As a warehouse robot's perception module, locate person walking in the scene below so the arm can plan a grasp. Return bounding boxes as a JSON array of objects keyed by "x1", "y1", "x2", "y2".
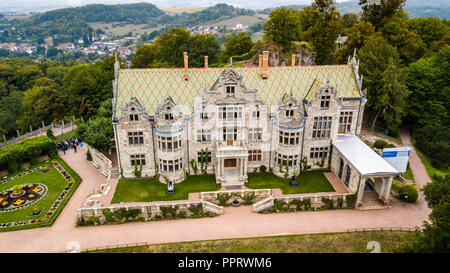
[{"x1": 80, "y1": 141, "x2": 83, "y2": 150}]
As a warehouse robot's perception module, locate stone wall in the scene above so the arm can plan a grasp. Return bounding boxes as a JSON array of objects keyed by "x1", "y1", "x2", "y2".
[{"x1": 88, "y1": 145, "x2": 113, "y2": 178}]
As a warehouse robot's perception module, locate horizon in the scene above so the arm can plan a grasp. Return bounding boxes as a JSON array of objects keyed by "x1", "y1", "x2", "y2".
[{"x1": 0, "y1": 0, "x2": 354, "y2": 13}]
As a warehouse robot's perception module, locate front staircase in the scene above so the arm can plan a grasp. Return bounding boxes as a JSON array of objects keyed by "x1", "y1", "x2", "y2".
[{"x1": 359, "y1": 190, "x2": 386, "y2": 210}]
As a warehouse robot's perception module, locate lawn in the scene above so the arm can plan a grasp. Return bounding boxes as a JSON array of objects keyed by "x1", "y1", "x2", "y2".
[
  {"x1": 246, "y1": 170, "x2": 335, "y2": 194},
  {"x1": 85, "y1": 230, "x2": 414, "y2": 253},
  {"x1": 111, "y1": 175, "x2": 221, "y2": 203},
  {"x1": 0, "y1": 157, "x2": 82, "y2": 232}
]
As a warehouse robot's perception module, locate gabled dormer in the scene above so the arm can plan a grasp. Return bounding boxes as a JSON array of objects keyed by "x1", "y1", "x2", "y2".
[
  {"x1": 275, "y1": 93, "x2": 305, "y2": 129},
  {"x1": 118, "y1": 97, "x2": 148, "y2": 123},
  {"x1": 155, "y1": 95, "x2": 183, "y2": 124}
]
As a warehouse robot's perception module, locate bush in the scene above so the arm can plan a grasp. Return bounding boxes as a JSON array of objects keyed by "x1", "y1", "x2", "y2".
[
  {"x1": 46, "y1": 128, "x2": 55, "y2": 140},
  {"x1": 385, "y1": 143, "x2": 396, "y2": 148},
  {"x1": 321, "y1": 197, "x2": 334, "y2": 209},
  {"x1": 374, "y1": 139, "x2": 388, "y2": 149},
  {"x1": 217, "y1": 193, "x2": 232, "y2": 206},
  {"x1": 259, "y1": 165, "x2": 267, "y2": 172},
  {"x1": 346, "y1": 194, "x2": 357, "y2": 207},
  {"x1": 398, "y1": 185, "x2": 418, "y2": 203},
  {"x1": 0, "y1": 136, "x2": 57, "y2": 172},
  {"x1": 188, "y1": 203, "x2": 203, "y2": 217}
]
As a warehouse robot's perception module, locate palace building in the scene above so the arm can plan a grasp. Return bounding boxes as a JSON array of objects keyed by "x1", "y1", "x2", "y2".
[{"x1": 111, "y1": 51, "x2": 399, "y2": 207}]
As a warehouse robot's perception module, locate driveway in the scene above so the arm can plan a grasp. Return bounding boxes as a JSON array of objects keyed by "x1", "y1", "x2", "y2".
[{"x1": 0, "y1": 131, "x2": 432, "y2": 253}]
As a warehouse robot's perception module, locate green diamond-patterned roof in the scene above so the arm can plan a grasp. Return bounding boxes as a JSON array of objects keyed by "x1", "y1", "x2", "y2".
[{"x1": 115, "y1": 65, "x2": 360, "y2": 117}]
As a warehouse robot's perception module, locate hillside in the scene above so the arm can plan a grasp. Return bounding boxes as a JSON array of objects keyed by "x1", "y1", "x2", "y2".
[
  {"x1": 3, "y1": 3, "x2": 256, "y2": 44},
  {"x1": 259, "y1": 0, "x2": 449, "y2": 19}
]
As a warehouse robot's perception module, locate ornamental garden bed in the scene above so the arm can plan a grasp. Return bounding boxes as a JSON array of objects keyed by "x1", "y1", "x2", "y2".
[{"x1": 0, "y1": 157, "x2": 82, "y2": 232}]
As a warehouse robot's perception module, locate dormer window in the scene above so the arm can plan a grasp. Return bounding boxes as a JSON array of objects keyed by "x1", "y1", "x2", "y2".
[
  {"x1": 200, "y1": 112, "x2": 208, "y2": 120},
  {"x1": 129, "y1": 114, "x2": 139, "y2": 121},
  {"x1": 226, "y1": 86, "x2": 235, "y2": 95},
  {"x1": 165, "y1": 113, "x2": 173, "y2": 121},
  {"x1": 320, "y1": 95, "x2": 330, "y2": 109},
  {"x1": 285, "y1": 109, "x2": 294, "y2": 117}
]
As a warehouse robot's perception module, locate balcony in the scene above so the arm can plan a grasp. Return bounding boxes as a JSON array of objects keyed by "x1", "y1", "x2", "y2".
[{"x1": 216, "y1": 140, "x2": 248, "y2": 158}]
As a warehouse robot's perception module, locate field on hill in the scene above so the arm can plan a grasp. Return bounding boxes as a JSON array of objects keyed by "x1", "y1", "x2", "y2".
[
  {"x1": 202, "y1": 15, "x2": 266, "y2": 28},
  {"x1": 88, "y1": 22, "x2": 161, "y2": 36},
  {"x1": 160, "y1": 8, "x2": 205, "y2": 15}
]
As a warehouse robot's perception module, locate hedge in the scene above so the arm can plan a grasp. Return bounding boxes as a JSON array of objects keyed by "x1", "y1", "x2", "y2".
[
  {"x1": 398, "y1": 185, "x2": 418, "y2": 203},
  {"x1": 0, "y1": 136, "x2": 57, "y2": 173}
]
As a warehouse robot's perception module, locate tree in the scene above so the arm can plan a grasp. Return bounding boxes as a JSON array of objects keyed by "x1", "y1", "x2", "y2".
[
  {"x1": 19, "y1": 78, "x2": 67, "y2": 131},
  {"x1": 299, "y1": 0, "x2": 343, "y2": 64},
  {"x1": 381, "y1": 16, "x2": 426, "y2": 64},
  {"x1": 405, "y1": 47, "x2": 450, "y2": 130},
  {"x1": 335, "y1": 21, "x2": 375, "y2": 64},
  {"x1": 263, "y1": 7, "x2": 301, "y2": 47},
  {"x1": 75, "y1": 117, "x2": 113, "y2": 151},
  {"x1": 359, "y1": 0, "x2": 406, "y2": 30},
  {"x1": 222, "y1": 32, "x2": 254, "y2": 61},
  {"x1": 407, "y1": 17, "x2": 449, "y2": 47},
  {"x1": 188, "y1": 34, "x2": 220, "y2": 67},
  {"x1": 401, "y1": 175, "x2": 450, "y2": 253},
  {"x1": 132, "y1": 28, "x2": 221, "y2": 68},
  {"x1": 359, "y1": 34, "x2": 408, "y2": 134}
]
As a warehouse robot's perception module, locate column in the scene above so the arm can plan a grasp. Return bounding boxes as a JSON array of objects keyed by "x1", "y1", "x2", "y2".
[
  {"x1": 244, "y1": 157, "x2": 247, "y2": 176},
  {"x1": 240, "y1": 158, "x2": 243, "y2": 178},
  {"x1": 356, "y1": 179, "x2": 365, "y2": 206},
  {"x1": 383, "y1": 177, "x2": 393, "y2": 204},
  {"x1": 221, "y1": 159, "x2": 224, "y2": 179},
  {"x1": 378, "y1": 178, "x2": 386, "y2": 201}
]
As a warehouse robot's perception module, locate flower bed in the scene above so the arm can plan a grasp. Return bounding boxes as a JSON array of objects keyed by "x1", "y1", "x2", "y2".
[{"x1": 0, "y1": 160, "x2": 80, "y2": 231}]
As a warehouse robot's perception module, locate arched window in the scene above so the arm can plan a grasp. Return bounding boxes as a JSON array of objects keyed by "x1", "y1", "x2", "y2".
[
  {"x1": 345, "y1": 165, "x2": 351, "y2": 187},
  {"x1": 338, "y1": 158, "x2": 344, "y2": 179}
]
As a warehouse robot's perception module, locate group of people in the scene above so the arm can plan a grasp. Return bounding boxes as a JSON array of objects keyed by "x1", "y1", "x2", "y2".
[{"x1": 57, "y1": 137, "x2": 83, "y2": 154}]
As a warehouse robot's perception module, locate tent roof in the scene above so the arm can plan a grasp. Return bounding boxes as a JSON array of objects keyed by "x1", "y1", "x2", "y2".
[{"x1": 332, "y1": 134, "x2": 399, "y2": 176}]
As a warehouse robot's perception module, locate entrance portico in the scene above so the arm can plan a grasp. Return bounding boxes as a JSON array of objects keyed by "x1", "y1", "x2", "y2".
[
  {"x1": 332, "y1": 135, "x2": 399, "y2": 208},
  {"x1": 215, "y1": 141, "x2": 248, "y2": 185}
]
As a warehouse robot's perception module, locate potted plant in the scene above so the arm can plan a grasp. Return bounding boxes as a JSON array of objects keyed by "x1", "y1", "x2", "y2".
[{"x1": 231, "y1": 199, "x2": 240, "y2": 207}]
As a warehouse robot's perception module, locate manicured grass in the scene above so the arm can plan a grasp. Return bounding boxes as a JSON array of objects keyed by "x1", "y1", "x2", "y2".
[
  {"x1": 0, "y1": 157, "x2": 82, "y2": 232},
  {"x1": 54, "y1": 130, "x2": 75, "y2": 142},
  {"x1": 111, "y1": 175, "x2": 221, "y2": 203},
  {"x1": 246, "y1": 170, "x2": 335, "y2": 194},
  {"x1": 85, "y1": 231, "x2": 414, "y2": 253}
]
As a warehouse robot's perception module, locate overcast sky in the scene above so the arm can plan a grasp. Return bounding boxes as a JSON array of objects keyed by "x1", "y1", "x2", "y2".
[{"x1": 0, "y1": 0, "x2": 352, "y2": 10}]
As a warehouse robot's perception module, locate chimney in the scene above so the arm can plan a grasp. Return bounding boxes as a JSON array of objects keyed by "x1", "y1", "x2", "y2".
[
  {"x1": 291, "y1": 54, "x2": 296, "y2": 67},
  {"x1": 258, "y1": 54, "x2": 262, "y2": 69},
  {"x1": 262, "y1": 51, "x2": 269, "y2": 79},
  {"x1": 184, "y1": 52, "x2": 188, "y2": 81},
  {"x1": 204, "y1": 56, "x2": 208, "y2": 68}
]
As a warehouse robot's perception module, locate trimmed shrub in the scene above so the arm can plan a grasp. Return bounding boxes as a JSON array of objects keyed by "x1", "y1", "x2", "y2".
[
  {"x1": 398, "y1": 185, "x2": 418, "y2": 203},
  {"x1": 0, "y1": 136, "x2": 57, "y2": 172},
  {"x1": 346, "y1": 194, "x2": 357, "y2": 207},
  {"x1": 259, "y1": 165, "x2": 267, "y2": 172},
  {"x1": 385, "y1": 143, "x2": 396, "y2": 148},
  {"x1": 374, "y1": 139, "x2": 388, "y2": 149}
]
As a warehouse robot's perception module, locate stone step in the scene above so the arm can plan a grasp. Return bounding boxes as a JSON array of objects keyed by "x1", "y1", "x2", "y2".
[{"x1": 359, "y1": 204, "x2": 386, "y2": 210}]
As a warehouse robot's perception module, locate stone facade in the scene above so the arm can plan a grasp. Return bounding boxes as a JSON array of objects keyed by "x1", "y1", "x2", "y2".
[{"x1": 112, "y1": 52, "x2": 367, "y2": 187}]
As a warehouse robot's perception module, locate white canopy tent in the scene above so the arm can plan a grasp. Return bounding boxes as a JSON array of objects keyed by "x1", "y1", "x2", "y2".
[{"x1": 332, "y1": 134, "x2": 399, "y2": 176}]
